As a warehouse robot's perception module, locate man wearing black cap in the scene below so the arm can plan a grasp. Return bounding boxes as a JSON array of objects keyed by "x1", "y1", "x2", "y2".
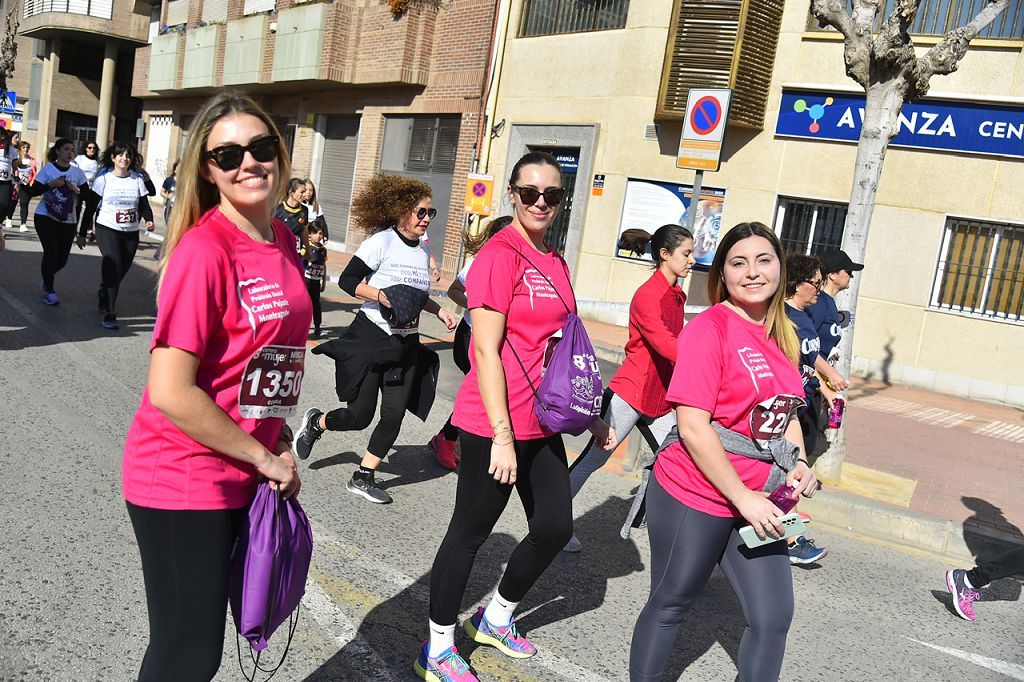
[{"x1": 807, "y1": 249, "x2": 864, "y2": 390}]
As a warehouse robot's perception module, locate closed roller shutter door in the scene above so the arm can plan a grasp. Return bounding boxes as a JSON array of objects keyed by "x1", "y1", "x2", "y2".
[
  {"x1": 317, "y1": 116, "x2": 360, "y2": 244},
  {"x1": 202, "y1": 0, "x2": 228, "y2": 22},
  {"x1": 166, "y1": 0, "x2": 188, "y2": 25},
  {"x1": 243, "y1": 0, "x2": 275, "y2": 15}
]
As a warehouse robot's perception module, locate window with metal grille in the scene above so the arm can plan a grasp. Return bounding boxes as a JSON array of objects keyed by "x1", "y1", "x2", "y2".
[
  {"x1": 806, "y1": 0, "x2": 1024, "y2": 40},
  {"x1": 392, "y1": 116, "x2": 460, "y2": 175},
  {"x1": 519, "y1": 0, "x2": 629, "y2": 38},
  {"x1": 773, "y1": 196, "x2": 848, "y2": 256},
  {"x1": 930, "y1": 217, "x2": 1024, "y2": 323}
]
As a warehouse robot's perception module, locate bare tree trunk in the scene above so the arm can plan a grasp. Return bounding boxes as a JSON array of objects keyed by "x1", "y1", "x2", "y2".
[{"x1": 814, "y1": 81, "x2": 905, "y2": 484}]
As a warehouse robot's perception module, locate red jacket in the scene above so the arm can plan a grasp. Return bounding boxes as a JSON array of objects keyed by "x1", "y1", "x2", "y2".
[{"x1": 608, "y1": 271, "x2": 686, "y2": 418}]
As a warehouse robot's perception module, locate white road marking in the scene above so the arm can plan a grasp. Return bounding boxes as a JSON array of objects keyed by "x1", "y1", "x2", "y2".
[
  {"x1": 301, "y1": 575, "x2": 391, "y2": 674},
  {"x1": 973, "y1": 420, "x2": 1024, "y2": 444},
  {"x1": 906, "y1": 637, "x2": 1024, "y2": 680},
  {"x1": 853, "y1": 396, "x2": 971, "y2": 428}
]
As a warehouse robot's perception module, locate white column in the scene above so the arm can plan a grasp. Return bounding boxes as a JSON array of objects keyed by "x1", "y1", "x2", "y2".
[{"x1": 96, "y1": 41, "x2": 117, "y2": 146}]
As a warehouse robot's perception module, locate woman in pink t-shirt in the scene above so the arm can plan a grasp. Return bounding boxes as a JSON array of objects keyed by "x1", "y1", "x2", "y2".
[
  {"x1": 121, "y1": 93, "x2": 311, "y2": 681},
  {"x1": 630, "y1": 222, "x2": 820, "y2": 682},
  {"x1": 416, "y1": 153, "x2": 615, "y2": 681}
]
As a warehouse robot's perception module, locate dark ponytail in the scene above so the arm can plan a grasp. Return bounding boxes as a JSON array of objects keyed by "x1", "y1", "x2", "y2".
[
  {"x1": 618, "y1": 224, "x2": 694, "y2": 266},
  {"x1": 463, "y1": 215, "x2": 512, "y2": 256}
]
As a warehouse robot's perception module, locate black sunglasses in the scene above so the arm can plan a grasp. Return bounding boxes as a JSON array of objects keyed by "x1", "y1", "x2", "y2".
[
  {"x1": 203, "y1": 135, "x2": 280, "y2": 171},
  {"x1": 415, "y1": 207, "x2": 438, "y2": 220},
  {"x1": 802, "y1": 279, "x2": 824, "y2": 291},
  {"x1": 510, "y1": 184, "x2": 565, "y2": 207}
]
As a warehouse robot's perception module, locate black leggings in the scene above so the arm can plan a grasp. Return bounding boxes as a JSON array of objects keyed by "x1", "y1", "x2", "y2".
[
  {"x1": 34, "y1": 214, "x2": 77, "y2": 292},
  {"x1": 440, "y1": 319, "x2": 472, "y2": 441},
  {"x1": 630, "y1": 475, "x2": 793, "y2": 682},
  {"x1": 0, "y1": 182, "x2": 11, "y2": 224},
  {"x1": 324, "y1": 340, "x2": 418, "y2": 459},
  {"x1": 17, "y1": 185, "x2": 32, "y2": 224},
  {"x1": 306, "y1": 278, "x2": 322, "y2": 330},
  {"x1": 969, "y1": 546, "x2": 1024, "y2": 587},
  {"x1": 96, "y1": 224, "x2": 140, "y2": 314},
  {"x1": 428, "y1": 430, "x2": 572, "y2": 625},
  {"x1": 127, "y1": 502, "x2": 246, "y2": 682}
]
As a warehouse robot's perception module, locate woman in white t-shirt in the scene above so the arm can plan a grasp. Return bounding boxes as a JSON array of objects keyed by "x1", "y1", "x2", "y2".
[
  {"x1": 26, "y1": 138, "x2": 87, "y2": 305},
  {"x1": 87, "y1": 142, "x2": 155, "y2": 330},
  {"x1": 73, "y1": 141, "x2": 100, "y2": 241},
  {"x1": 293, "y1": 173, "x2": 458, "y2": 505},
  {"x1": 0, "y1": 129, "x2": 20, "y2": 230}
]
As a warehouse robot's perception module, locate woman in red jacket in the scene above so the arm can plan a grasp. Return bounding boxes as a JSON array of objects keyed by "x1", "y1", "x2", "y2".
[{"x1": 564, "y1": 224, "x2": 695, "y2": 552}]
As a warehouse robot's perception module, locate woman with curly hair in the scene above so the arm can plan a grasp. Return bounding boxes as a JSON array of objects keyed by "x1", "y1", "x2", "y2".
[{"x1": 293, "y1": 173, "x2": 458, "y2": 504}]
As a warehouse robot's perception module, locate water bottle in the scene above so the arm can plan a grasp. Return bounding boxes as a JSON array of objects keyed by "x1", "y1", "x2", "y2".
[{"x1": 828, "y1": 397, "x2": 846, "y2": 429}]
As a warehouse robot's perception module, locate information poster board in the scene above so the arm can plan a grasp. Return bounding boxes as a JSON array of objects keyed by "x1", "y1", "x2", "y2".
[{"x1": 614, "y1": 178, "x2": 726, "y2": 268}]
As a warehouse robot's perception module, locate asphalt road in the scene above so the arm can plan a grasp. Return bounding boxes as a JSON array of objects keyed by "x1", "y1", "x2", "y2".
[{"x1": 1, "y1": 229, "x2": 1022, "y2": 681}]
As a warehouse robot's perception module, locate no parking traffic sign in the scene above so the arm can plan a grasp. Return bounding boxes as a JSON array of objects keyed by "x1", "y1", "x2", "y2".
[
  {"x1": 677, "y1": 88, "x2": 732, "y2": 172},
  {"x1": 463, "y1": 173, "x2": 494, "y2": 216}
]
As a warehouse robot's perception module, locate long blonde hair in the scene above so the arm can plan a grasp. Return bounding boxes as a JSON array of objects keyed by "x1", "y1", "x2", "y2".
[
  {"x1": 707, "y1": 222, "x2": 800, "y2": 365},
  {"x1": 159, "y1": 92, "x2": 290, "y2": 287}
]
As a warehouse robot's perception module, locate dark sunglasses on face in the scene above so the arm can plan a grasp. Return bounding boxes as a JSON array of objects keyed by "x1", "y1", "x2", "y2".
[
  {"x1": 803, "y1": 279, "x2": 824, "y2": 291},
  {"x1": 415, "y1": 207, "x2": 438, "y2": 220},
  {"x1": 510, "y1": 183, "x2": 565, "y2": 207},
  {"x1": 203, "y1": 135, "x2": 280, "y2": 171}
]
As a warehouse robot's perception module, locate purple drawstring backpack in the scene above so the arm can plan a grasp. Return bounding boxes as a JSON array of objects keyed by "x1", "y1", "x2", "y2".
[
  {"x1": 229, "y1": 481, "x2": 313, "y2": 680},
  {"x1": 506, "y1": 248, "x2": 602, "y2": 436}
]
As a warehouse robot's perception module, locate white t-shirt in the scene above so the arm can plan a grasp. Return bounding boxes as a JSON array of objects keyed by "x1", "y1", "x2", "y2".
[
  {"x1": 457, "y1": 261, "x2": 472, "y2": 327},
  {"x1": 73, "y1": 155, "x2": 99, "y2": 184},
  {"x1": 93, "y1": 172, "x2": 149, "y2": 231},
  {"x1": 34, "y1": 163, "x2": 88, "y2": 223},
  {"x1": 0, "y1": 147, "x2": 16, "y2": 182},
  {"x1": 355, "y1": 228, "x2": 431, "y2": 336},
  {"x1": 303, "y1": 202, "x2": 323, "y2": 222}
]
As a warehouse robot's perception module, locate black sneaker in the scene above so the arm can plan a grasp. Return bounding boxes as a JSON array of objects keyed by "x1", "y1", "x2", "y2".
[
  {"x1": 102, "y1": 314, "x2": 119, "y2": 330},
  {"x1": 293, "y1": 407, "x2": 324, "y2": 460},
  {"x1": 346, "y1": 471, "x2": 392, "y2": 504}
]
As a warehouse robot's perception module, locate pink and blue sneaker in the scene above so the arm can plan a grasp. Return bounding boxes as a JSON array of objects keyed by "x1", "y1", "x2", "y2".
[
  {"x1": 946, "y1": 568, "x2": 980, "y2": 621},
  {"x1": 463, "y1": 607, "x2": 537, "y2": 659},
  {"x1": 413, "y1": 641, "x2": 478, "y2": 681}
]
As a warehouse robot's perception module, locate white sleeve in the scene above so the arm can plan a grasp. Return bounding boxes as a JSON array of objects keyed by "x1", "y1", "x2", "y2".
[
  {"x1": 91, "y1": 173, "x2": 106, "y2": 196},
  {"x1": 457, "y1": 261, "x2": 471, "y2": 285},
  {"x1": 354, "y1": 231, "x2": 387, "y2": 271}
]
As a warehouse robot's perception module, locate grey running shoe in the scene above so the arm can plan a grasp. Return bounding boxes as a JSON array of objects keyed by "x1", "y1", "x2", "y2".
[
  {"x1": 293, "y1": 407, "x2": 325, "y2": 460},
  {"x1": 346, "y1": 472, "x2": 392, "y2": 504},
  {"x1": 102, "y1": 314, "x2": 119, "y2": 330},
  {"x1": 788, "y1": 536, "x2": 828, "y2": 565},
  {"x1": 562, "y1": 535, "x2": 582, "y2": 553}
]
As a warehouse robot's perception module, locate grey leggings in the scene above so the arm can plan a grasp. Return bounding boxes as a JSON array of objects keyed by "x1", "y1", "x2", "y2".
[
  {"x1": 569, "y1": 392, "x2": 674, "y2": 497},
  {"x1": 630, "y1": 475, "x2": 794, "y2": 682}
]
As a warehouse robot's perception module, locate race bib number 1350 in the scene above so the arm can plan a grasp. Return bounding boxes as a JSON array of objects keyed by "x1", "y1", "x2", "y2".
[{"x1": 238, "y1": 345, "x2": 306, "y2": 419}]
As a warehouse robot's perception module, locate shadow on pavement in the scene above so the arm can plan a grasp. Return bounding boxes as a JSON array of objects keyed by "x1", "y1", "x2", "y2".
[
  {"x1": 307, "y1": 445, "x2": 451, "y2": 491},
  {"x1": 958, "y1": 496, "x2": 1024, "y2": 605},
  {"x1": 303, "y1": 533, "x2": 519, "y2": 681}
]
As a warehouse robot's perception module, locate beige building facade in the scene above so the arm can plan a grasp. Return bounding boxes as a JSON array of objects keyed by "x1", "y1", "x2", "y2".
[{"x1": 481, "y1": 0, "x2": 1024, "y2": 408}]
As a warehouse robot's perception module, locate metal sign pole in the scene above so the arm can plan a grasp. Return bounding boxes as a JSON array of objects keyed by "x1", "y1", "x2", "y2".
[{"x1": 686, "y1": 170, "x2": 703, "y2": 234}]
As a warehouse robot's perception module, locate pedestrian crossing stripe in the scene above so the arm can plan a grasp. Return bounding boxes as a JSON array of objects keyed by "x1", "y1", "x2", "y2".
[{"x1": 972, "y1": 420, "x2": 1024, "y2": 443}]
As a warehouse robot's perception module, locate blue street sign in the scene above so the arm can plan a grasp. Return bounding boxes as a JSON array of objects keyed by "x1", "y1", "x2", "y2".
[
  {"x1": 776, "y1": 89, "x2": 1024, "y2": 159},
  {"x1": 0, "y1": 90, "x2": 15, "y2": 113}
]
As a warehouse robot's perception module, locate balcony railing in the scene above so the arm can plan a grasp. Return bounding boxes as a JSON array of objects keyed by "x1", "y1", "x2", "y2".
[
  {"x1": 22, "y1": 0, "x2": 113, "y2": 20},
  {"x1": 806, "y1": 0, "x2": 1024, "y2": 40}
]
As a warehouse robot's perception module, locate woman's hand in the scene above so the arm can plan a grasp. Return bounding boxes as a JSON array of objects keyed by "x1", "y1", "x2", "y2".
[
  {"x1": 437, "y1": 307, "x2": 458, "y2": 331},
  {"x1": 144, "y1": 220, "x2": 154, "y2": 232},
  {"x1": 488, "y1": 440, "x2": 517, "y2": 485},
  {"x1": 257, "y1": 449, "x2": 301, "y2": 499},
  {"x1": 432, "y1": 267, "x2": 441, "y2": 283},
  {"x1": 67, "y1": 181, "x2": 80, "y2": 195},
  {"x1": 588, "y1": 418, "x2": 618, "y2": 451},
  {"x1": 377, "y1": 290, "x2": 391, "y2": 308},
  {"x1": 75, "y1": 234, "x2": 87, "y2": 250},
  {"x1": 48, "y1": 176, "x2": 66, "y2": 189},
  {"x1": 787, "y1": 460, "x2": 820, "y2": 499},
  {"x1": 734, "y1": 489, "x2": 786, "y2": 541},
  {"x1": 824, "y1": 366, "x2": 848, "y2": 391}
]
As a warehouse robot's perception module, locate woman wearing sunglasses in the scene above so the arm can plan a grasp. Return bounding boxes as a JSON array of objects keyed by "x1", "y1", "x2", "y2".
[
  {"x1": 86, "y1": 142, "x2": 155, "y2": 330},
  {"x1": 414, "y1": 152, "x2": 615, "y2": 682},
  {"x1": 73, "y1": 141, "x2": 100, "y2": 241},
  {"x1": 293, "y1": 173, "x2": 458, "y2": 505},
  {"x1": 122, "y1": 92, "x2": 310, "y2": 681}
]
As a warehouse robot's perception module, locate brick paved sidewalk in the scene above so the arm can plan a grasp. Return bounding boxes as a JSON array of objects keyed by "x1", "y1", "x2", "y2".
[{"x1": 580, "y1": 316, "x2": 1024, "y2": 542}]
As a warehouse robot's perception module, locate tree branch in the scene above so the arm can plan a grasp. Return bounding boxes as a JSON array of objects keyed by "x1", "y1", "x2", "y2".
[
  {"x1": 810, "y1": 0, "x2": 871, "y2": 88},
  {"x1": 911, "y1": 0, "x2": 1011, "y2": 97}
]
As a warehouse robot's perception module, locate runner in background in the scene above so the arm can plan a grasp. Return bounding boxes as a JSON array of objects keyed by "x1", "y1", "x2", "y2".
[
  {"x1": 417, "y1": 152, "x2": 615, "y2": 682},
  {"x1": 292, "y1": 174, "x2": 458, "y2": 505},
  {"x1": 563, "y1": 224, "x2": 695, "y2": 553},
  {"x1": 26, "y1": 138, "x2": 87, "y2": 305},
  {"x1": 160, "y1": 160, "x2": 178, "y2": 226},
  {"x1": 0, "y1": 129, "x2": 19, "y2": 231},
  {"x1": 122, "y1": 92, "x2": 308, "y2": 681},
  {"x1": 302, "y1": 179, "x2": 328, "y2": 240},
  {"x1": 5, "y1": 131, "x2": 22, "y2": 229},
  {"x1": 428, "y1": 215, "x2": 513, "y2": 470},
  {"x1": 88, "y1": 142, "x2": 155, "y2": 330},
  {"x1": 807, "y1": 249, "x2": 862, "y2": 392},
  {"x1": 947, "y1": 548, "x2": 1024, "y2": 621},
  {"x1": 14, "y1": 139, "x2": 38, "y2": 232},
  {"x1": 73, "y1": 141, "x2": 100, "y2": 242},
  {"x1": 274, "y1": 177, "x2": 309, "y2": 256},
  {"x1": 304, "y1": 221, "x2": 328, "y2": 338},
  {"x1": 783, "y1": 252, "x2": 830, "y2": 565},
  {"x1": 630, "y1": 222, "x2": 819, "y2": 682}
]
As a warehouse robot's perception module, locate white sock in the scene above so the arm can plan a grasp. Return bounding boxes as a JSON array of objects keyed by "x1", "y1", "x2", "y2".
[
  {"x1": 483, "y1": 591, "x2": 519, "y2": 628},
  {"x1": 963, "y1": 573, "x2": 976, "y2": 589},
  {"x1": 427, "y1": 620, "x2": 455, "y2": 658}
]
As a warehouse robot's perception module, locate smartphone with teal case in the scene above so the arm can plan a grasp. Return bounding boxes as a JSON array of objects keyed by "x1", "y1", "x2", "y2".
[{"x1": 739, "y1": 513, "x2": 806, "y2": 549}]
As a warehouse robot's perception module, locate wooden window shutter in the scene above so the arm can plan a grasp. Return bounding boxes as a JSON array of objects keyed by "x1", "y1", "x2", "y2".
[{"x1": 657, "y1": 0, "x2": 784, "y2": 128}]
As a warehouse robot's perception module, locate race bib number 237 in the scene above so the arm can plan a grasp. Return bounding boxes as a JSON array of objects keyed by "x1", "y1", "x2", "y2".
[{"x1": 238, "y1": 345, "x2": 306, "y2": 419}]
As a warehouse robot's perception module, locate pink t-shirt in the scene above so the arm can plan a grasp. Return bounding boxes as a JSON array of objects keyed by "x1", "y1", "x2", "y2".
[
  {"x1": 452, "y1": 226, "x2": 575, "y2": 440},
  {"x1": 655, "y1": 303, "x2": 804, "y2": 517},
  {"x1": 122, "y1": 207, "x2": 313, "y2": 510}
]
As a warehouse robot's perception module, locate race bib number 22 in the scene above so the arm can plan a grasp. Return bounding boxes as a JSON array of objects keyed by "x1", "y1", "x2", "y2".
[
  {"x1": 749, "y1": 394, "x2": 804, "y2": 449},
  {"x1": 238, "y1": 345, "x2": 306, "y2": 419}
]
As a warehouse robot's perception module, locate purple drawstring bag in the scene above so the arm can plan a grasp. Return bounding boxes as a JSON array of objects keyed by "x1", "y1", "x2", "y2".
[
  {"x1": 229, "y1": 482, "x2": 313, "y2": 654},
  {"x1": 506, "y1": 247, "x2": 602, "y2": 436}
]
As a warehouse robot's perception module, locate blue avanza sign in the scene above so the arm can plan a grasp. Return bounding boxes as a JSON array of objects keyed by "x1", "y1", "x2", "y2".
[{"x1": 775, "y1": 89, "x2": 1024, "y2": 159}]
